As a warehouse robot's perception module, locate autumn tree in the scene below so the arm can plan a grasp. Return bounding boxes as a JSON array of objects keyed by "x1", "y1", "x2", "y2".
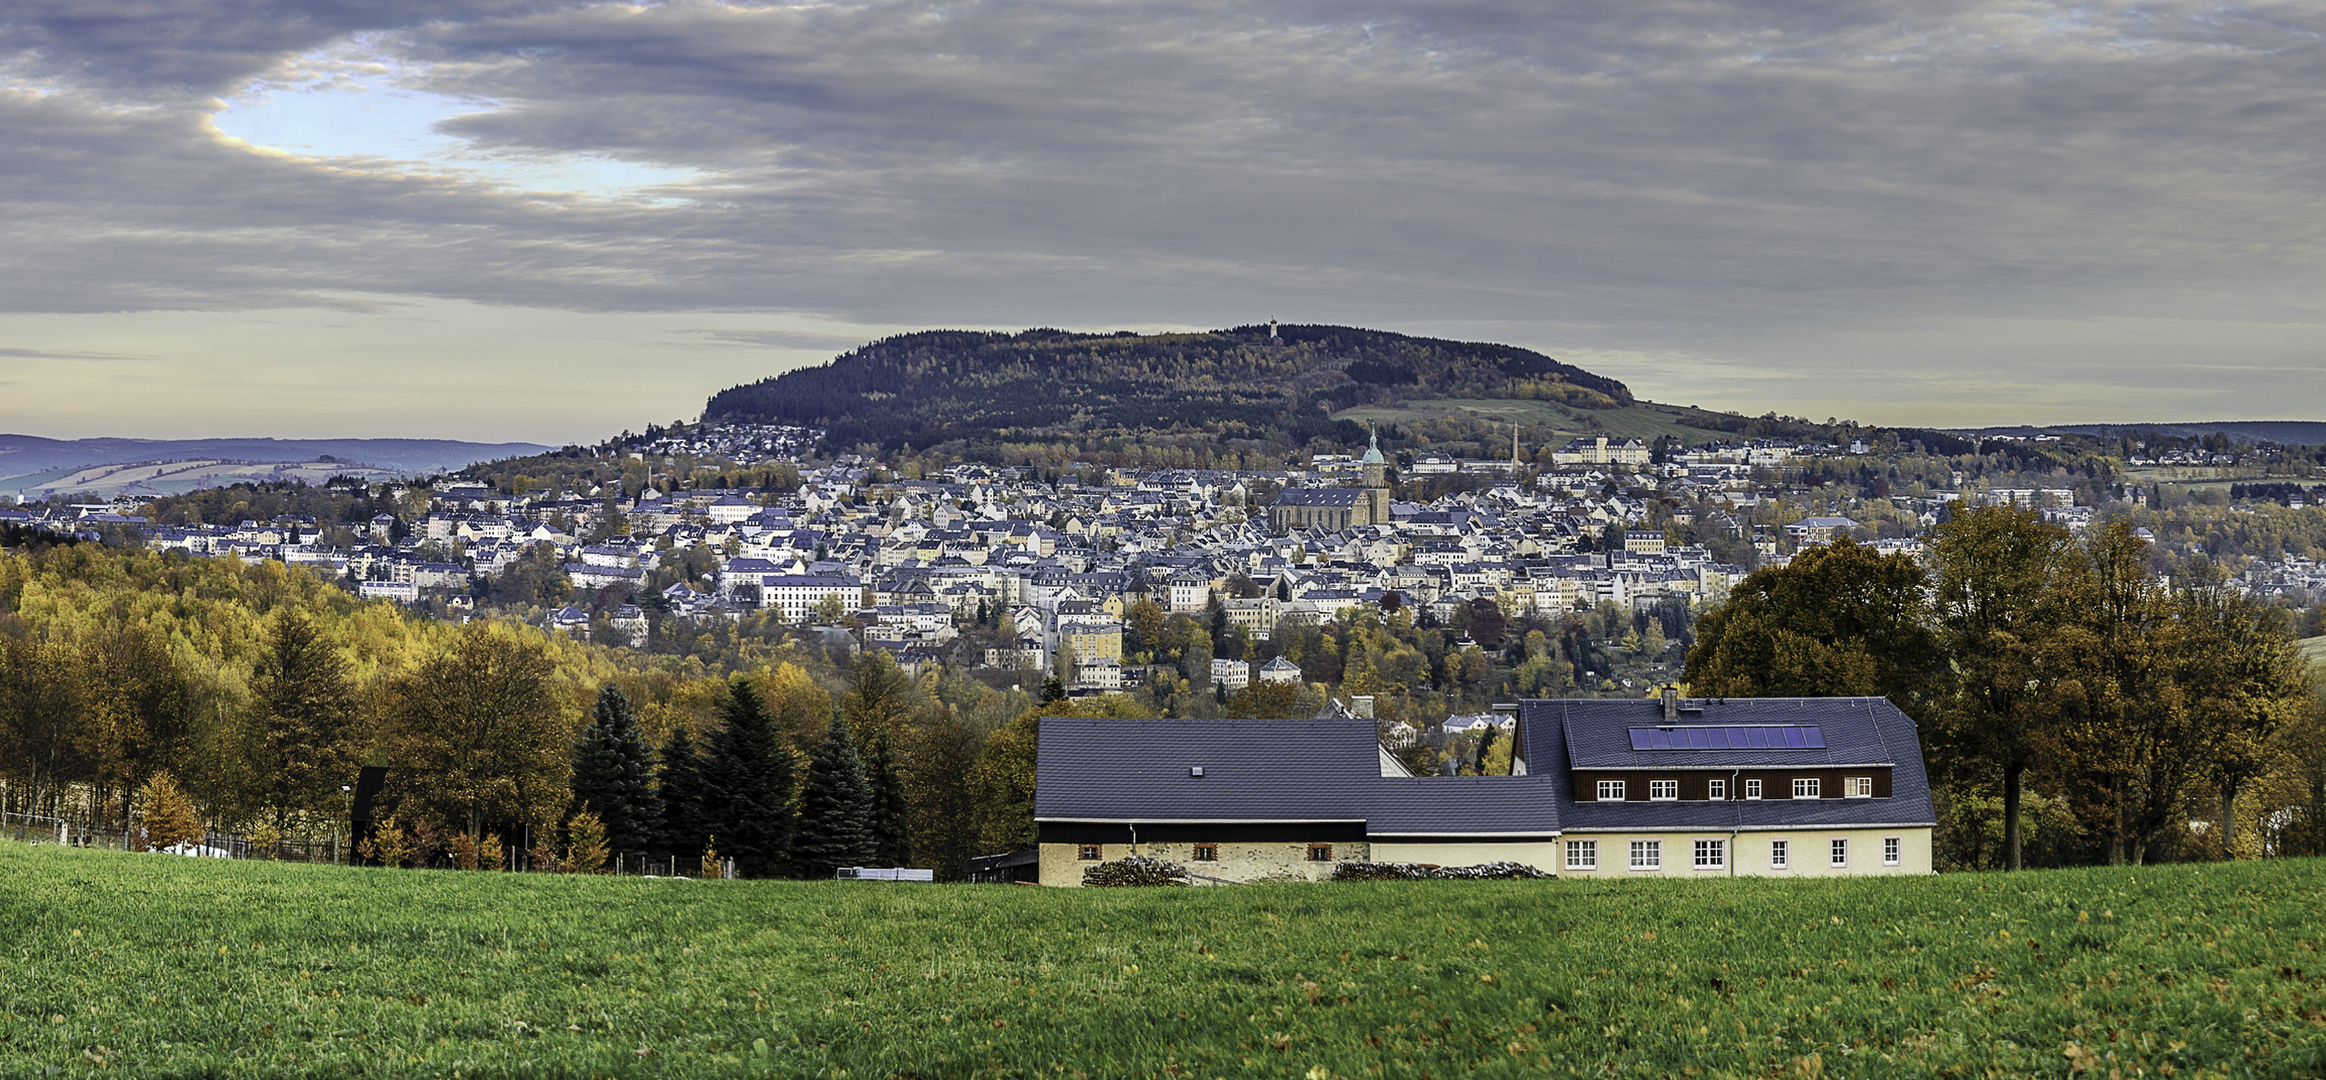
[
  {"x1": 2172, "y1": 577, "x2": 2311, "y2": 858},
  {"x1": 1926, "y1": 505, "x2": 2072, "y2": 871},
  {"x1": 385, "y1": 623, "x2": 572, "y2": 844},
  {"x1": 138, "y1": 768, "x2": 203, "y2": 852},
  {"x1": 904, "y1": 705, "x2": 984, "y2": 879},
  {"x1": 1684, "y1": 537, "x2": 1943, "y2": 710}
]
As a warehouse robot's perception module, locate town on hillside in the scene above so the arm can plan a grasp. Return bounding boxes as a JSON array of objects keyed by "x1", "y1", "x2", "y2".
[{"x1": 3, "y1": 419, "x2": 2323, "y2": 753}]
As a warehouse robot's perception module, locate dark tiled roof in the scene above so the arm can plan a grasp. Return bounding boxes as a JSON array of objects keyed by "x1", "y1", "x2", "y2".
[{"x1": 1036, "y1": 718, "x2": 1379, "y2": 823}]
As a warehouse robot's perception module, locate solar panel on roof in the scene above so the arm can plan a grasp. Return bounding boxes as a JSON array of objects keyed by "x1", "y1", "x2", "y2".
[{"x1": 1626, "y1": 725, "x2": 1825, "y2": 750}]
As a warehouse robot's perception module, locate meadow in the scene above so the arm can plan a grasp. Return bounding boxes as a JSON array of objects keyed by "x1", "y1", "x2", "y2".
[{"x1": 6, "y1": 843, "x2": 2326, "y2": 1078}]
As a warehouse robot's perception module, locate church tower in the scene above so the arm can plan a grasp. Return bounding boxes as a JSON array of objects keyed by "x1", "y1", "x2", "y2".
[{"x1": 1359, "y1": 428, "x2": 1391, "y2": 525}]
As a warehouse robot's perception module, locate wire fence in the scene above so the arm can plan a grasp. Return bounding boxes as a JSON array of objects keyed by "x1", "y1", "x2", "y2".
[{"x1": 1, "y1": 810, "x2": 733, "y2": 877}]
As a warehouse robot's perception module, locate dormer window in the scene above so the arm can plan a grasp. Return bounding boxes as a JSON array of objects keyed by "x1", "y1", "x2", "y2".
[
  {"x1": 1596, "y1": 779, "x2": 1626, "y2": 801},
  {"x1": 1648, "y1": 780, "x2": 1679, "y2": 801}
]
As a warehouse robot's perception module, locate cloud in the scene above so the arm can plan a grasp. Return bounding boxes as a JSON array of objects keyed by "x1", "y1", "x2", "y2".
[
  {"x1": 0, "y1": 346, "x2": 154, "y2": 362},
  {"x1": 1, "y1": 0, "x2": 2322, "y2": 431}
]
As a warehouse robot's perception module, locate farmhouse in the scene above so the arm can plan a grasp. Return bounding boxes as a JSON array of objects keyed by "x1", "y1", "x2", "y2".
[{"x1": 1031, "y1": 693, "x2": 1934, "y2": 885}]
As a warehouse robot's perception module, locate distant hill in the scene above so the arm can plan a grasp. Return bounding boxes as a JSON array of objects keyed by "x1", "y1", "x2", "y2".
[
  {"x1": 702, "y1": 325, "x2": 1633, "y2": 452},
  {"x1": 0, "y1": 436, "x2": 550, "y2": 500},
  {"x1": 1961, "y1": 422, "x2": 2326, "y2": 447}
]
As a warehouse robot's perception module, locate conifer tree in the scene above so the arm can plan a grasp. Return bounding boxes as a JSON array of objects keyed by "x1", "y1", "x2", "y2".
[
  {"x1": 656, "y1": 723, "x2": 708, "y2": 858},
  {"x1": 791, "y1": 708, "x2": 875, "y2": 878},
  {"x1": 701, "y1": 678, "x2": 794, "y2": 877},
  {"x1": 860, "y1": 719, "x2": 912, "y2": 868},
  {"x1": 572, "y1": 684, "x2": 660, "y2": 860}
]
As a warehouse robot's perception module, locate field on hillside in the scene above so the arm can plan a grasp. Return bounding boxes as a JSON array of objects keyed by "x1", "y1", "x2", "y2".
[
  {"x1": 1331, "y1": 399, "x2": 1735, "y2": 447},
  {"x1": 8, "y1": 844, "x2": 2326, "y2": 1078},
  {"x1": 2297, "y1": 635, "x2": 2324, "y2": 667}
]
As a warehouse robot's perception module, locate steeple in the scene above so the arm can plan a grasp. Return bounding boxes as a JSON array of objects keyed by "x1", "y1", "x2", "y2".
[{"x1": 1360, "y1": 426, "x2": 1385, "y2": 466}]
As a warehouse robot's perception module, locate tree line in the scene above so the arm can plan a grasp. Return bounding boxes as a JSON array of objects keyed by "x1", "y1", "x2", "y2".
[
  {"x1": 1686, "y1": 507, "x2": 2321, "y2": 869},
  {"x1": 0, "y1": 544, "x2": 1125, "y2": 879}
]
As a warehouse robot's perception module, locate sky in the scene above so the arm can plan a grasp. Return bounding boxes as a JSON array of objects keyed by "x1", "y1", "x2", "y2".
[{"x1": 3, "y1": 0, "x2": 2322, "y2": 444}]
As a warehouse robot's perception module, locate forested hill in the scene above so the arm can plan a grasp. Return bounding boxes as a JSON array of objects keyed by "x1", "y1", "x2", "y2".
[{"x1": 702, "y1": 325, "x2": 1632, "y2": 452}]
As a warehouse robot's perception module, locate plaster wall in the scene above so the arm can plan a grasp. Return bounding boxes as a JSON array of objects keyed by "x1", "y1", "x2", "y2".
[{"x1": 1556, "y1": 828, "x2": 1931, "y2": 878}]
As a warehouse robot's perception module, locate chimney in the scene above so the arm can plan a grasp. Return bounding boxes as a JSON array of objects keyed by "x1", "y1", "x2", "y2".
[{"x1": 1662, "y1": 685, "x2": 1679, "y2": 722}]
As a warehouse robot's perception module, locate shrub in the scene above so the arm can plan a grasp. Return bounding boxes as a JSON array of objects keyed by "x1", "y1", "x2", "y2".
[
  {"x1": 449, "y1": 832, "x2": 480, "y2": 871},
  {"x1": 1082, "y1": 856, "x2": 1189, "y2": 887},
  {"x1": 138, "y1": 771, "x2": 203, "y2": 853},
  {"x1": 1330, "y1": 861, "x2": 1550, "y2": 882},
  {"x1": 565, "y1": 809, "x2": 610, "y2": 875}
]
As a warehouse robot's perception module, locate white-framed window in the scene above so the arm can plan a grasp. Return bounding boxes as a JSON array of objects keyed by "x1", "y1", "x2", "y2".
[
  {"x1": 1883, "y1": 836, "x2": 1900, "y2": 865},
  {"x1": 1830, "y1": 838, "x2": 1849, "y2": 867},
  {"x1": 1597, "y1": 779, "x2": 1626, "y2": 801},
  {"x1": 1693, "y1": 839, "x2": 1725, "y2": 869},
  {"x1": 1649, "y1": 779, "x2": 1679, "y2": 801},
  {"x1": 1744, "y1": 779, "x2": 1762, "y2": 800},
  {"x1": 1770, "y1": 839, "x2": 1789, "y2": 869},
  {"x1": 1847, "y1": 776, "x2": 1874, "y2": 798},
  {"x1": 1793, "y1": 778, "x2": 1821, "y2": 799},
  {"x1": 1708, "y1": 778, "x2": 1727, "y2": 800},
  {"x1": 1629, "y1": 839, "x2": 1661, "y2": 871},
  {"x1": 1565, "y1": 839, "x2": 1597, "y2": 871}
]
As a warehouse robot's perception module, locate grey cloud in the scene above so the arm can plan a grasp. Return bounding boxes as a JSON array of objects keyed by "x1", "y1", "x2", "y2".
[{"x1": 1, "y1": 0, "x2": 2323, "y2": 374}]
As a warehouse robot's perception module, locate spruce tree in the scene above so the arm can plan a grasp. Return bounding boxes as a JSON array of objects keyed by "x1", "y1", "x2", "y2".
[
  {"x1": 573, "y1": 684, "x2": 661, "y2": 861},
  {"x1": 701, "y1": 678, "x2": 795, "y2": 878},
  {"x1": 656, "y1": 723, "x2": 708, "y2": 859},
  {"x1": 790, "y1": 709, "x2": 875, "y2": 878},
  {"x1": 860, "y1": 719, "x2": 912, "y2": 868}
]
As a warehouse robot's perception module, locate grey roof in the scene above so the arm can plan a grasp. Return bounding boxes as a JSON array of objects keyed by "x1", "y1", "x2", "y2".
[
  {"x1": 1036, "y1": 718, "x2": 1380, "y2": 823},
  {"x1": 1554, "y1": 697, "x2": 1904, "y2": 769},
  {"x1": 1275, "y1": 489, "x2": 1363, "y2": 507}
]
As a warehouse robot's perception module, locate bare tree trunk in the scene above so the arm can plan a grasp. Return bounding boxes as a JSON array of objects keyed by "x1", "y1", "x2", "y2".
[
  {"x1": 2109, "y1": 776, "x2": 2127, "y2": 866},
  {"x1": 2003, "y1": 763, "x2": 2024, "y2": 872},
  {"x1": 2221, "y1": 783, "x2": 2239, "y2": 859}
]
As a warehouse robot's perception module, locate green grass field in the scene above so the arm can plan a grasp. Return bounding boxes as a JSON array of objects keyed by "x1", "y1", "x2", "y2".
[
  {"x1": 8, "y1": 843, "x2": 2326, "y2": 1078},
  {"x1": 2298, "y1": 636, "x2": 2325, "y2": 668},
  {"x1": 1329, "y1": 400, "x2": 1737, "y2": 447}
]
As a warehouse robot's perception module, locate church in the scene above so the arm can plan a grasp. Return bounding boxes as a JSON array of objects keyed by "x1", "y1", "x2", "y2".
[{"x1": 1269, "y1": 431, "x2": 1393, "y2": 532}]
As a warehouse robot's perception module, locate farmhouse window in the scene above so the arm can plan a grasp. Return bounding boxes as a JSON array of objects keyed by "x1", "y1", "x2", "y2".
[
  {"x1": 1078, "y1": 845, "x2": 1102, "y2": 861},
  {"x1": 1192, "y1": 844, "x2": 1218, "y2": 862},
  {"x1": 1693, "y1": 839, "x2": 1725, "y2": 869},
  {"x1": 1649, "y1": 780, "x2": 1679, "y2": 801},
  {"x1": 1307, "y1": 844, "x2": 1334, "y2": 862},
  {"x1": 1848, "y1": 776, "x2": 1874, "y2": 798},
  {"x1": 1628, "y1": 840, "x2": 1661, "y2": 871},
  {"x1": 1883, "y1": 837, "x2": 1900, "y2": 865},
  {"x1": 1770, "y1": 840, "x2": 1788, "y2": 869},
  {"x1": 1708, "y1": 779, "x2": 1727, "y2": 800},
  {"x1": 1565, "y1": 839, "x2": 1598, "y2": 870},
  {"x1": 1595, "y1": 779, "x2": 1626, "y2": 801},
  {"x1": 1830, "y1": 839, "x2": 1849, "y2": 867},
  {"x1": 1744, "y1": 779, "x2": 1762, "y2": 800},
  {"x1": 1793, "y1": 778, "x2": 1821, "y2": 799}
]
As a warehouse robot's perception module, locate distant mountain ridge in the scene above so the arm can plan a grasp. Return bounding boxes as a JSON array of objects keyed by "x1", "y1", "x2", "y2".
[
  {"x1": 1961, "y1": 421, "x2": 2326, "y2": 447},
  {"x1": 0, "y1": 435, "x2": 551, "y2": 500},
  {"x1": 703, "y1": 324, "x2": 1633, "y2": 452}
]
